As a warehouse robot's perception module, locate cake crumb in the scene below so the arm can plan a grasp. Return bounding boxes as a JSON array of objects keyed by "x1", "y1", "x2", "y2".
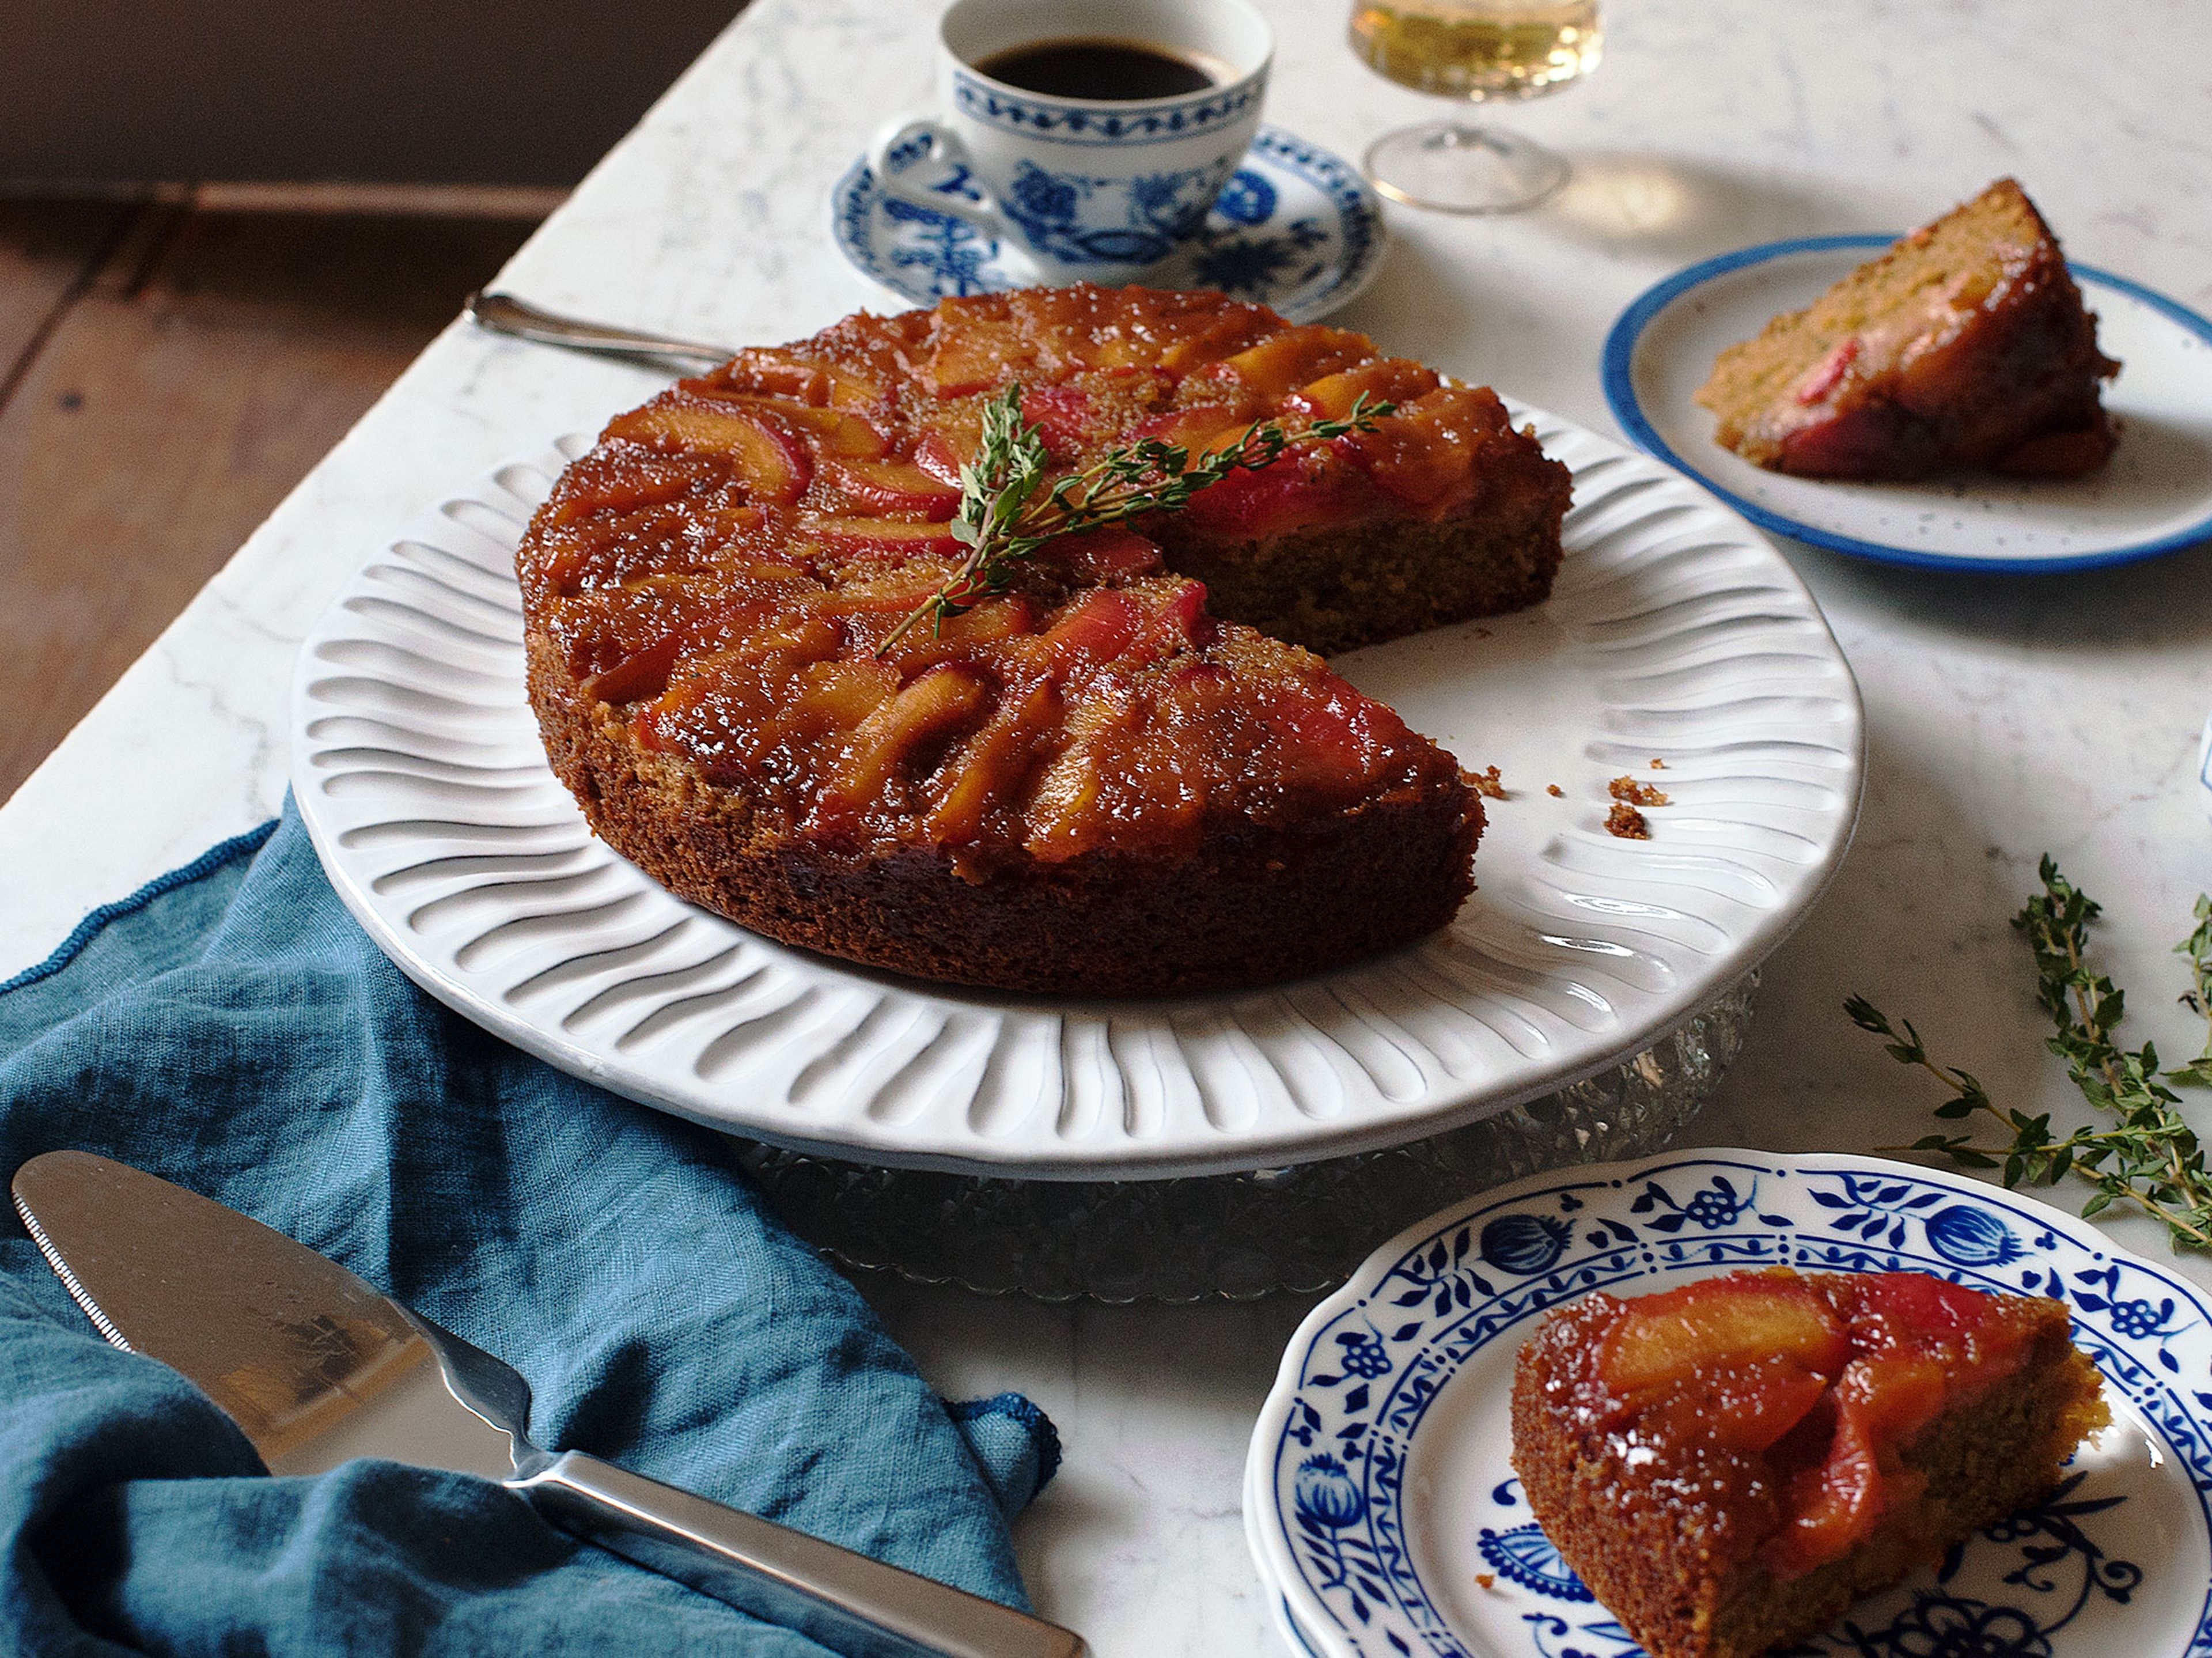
[
  {"x1": 1546, "y1": 783, "x2": 1565, "y2": 797},
  {"x1": 1465, "y1": 764, "x2": 1507, "y2": 800},
  {"x1": 1473, "y1": 626, "x2": 1494, "y2": 641},
  {"x1": 1476, "y1": 1573, "x2": 1496, "y2": 1591},
  {"x1": 1607, "y1": 802, "x2": 1651, "y2": 839},
  {"x1": 1649, "y1": 757, "x2": 1667, "y2": 769},
  {"x1": 1609, "y1": 774, "x2": 1670, "y2": 808}
]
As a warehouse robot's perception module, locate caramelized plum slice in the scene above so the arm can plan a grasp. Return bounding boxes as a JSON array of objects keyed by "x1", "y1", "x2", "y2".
[
  {"x1": 925, "y1": 674, "x2": 1062, "y2": 847},
  {"x1": 1770, "y1": 1397, "x2": 1887, "y2": 1580},
  {"x1": 822, "y1": 457, "x2": 963, "y2": 519},
  {"x1": 1177, "y1": 444, "x2": 1372, "y2": 539},
  {"x1": 1015, "y1": 384, "x2": 1090, "y2": 462},
  {"x1": 815, "y1": 665, "x2": 990, "y2": 827},
  {"x1": 604, "y1": 401, "x2": 812, "y2": 506},
  {"x1": 1131, "y1": 402, "x2": 1257, "y2": 460},
  {"x1": 1051, "y1": 527, "x2": 1162, "y2": 582},
  {"x1": 711, "y1": 350, "x2": 889, "y2": 411},
  {"x1": 703, "y1": 395, "x2": 889, "y2": 459},
  {"x1": 1214, "y1": 326, "x2": 1376, "y2": 399},
  {"x1": 580, "y1": 633, "x2": 683, "y2": 706},
  {"x1": 912, "y1": 431, "x2": 967, "y2": 488},
  {"x1": 1600, "y1": 1273, "x2": 1850, "y2": 1395},
  {"x1": 1285, "y1": 357, "x2": 1441, "y2": 421},
  {"x1": 921, "y1": 302, "x2": 1036, "y2": 398},
  {"x1": 1039, "y1": 589, "x2": 1146, "y2": 671}
]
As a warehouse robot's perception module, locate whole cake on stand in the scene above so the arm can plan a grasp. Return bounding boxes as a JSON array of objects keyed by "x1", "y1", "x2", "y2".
[{"x1": 294, "y1": 285, "x2": 1863, "y2": 1299}]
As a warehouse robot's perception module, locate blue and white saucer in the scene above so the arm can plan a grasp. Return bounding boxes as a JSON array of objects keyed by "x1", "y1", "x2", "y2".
[
  {"x1": 1247, "y1": 1149, "x2": 2212, "y2": 1658},
  {"x1": 831, "y1": 124, "x2": 1385, "y2": 324}
]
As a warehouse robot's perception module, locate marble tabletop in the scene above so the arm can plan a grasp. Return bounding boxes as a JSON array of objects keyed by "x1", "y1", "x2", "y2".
[{"x1": 5, "y1": 0, "x2": 2211, "y2": 1650}]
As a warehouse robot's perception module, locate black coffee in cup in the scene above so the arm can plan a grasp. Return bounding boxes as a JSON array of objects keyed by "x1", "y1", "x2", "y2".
[{"x1": 974, "y1": 37, "x2": 1226, "y2": 100}]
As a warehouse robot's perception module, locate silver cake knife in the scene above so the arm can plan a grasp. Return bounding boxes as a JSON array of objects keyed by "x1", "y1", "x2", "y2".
[{"x1": 11, "y1": 1150, "x2": 1084, "y2": 1658}]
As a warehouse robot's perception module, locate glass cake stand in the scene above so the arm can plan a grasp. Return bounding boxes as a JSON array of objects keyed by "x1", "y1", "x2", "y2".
[{"x1": 729, "y1": 972, "x2": 1757, "y2": 1303}]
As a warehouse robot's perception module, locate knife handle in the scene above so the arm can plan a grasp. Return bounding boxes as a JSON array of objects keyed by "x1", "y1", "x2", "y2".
[{"x1": 510, "y1": 1451, "x2": 1086, "y2": 1658}]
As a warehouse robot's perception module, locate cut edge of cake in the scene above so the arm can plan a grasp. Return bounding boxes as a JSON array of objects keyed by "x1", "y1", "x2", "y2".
[{"x1": 1694, "y1": 179, "x2": 2119, "y2": 480}]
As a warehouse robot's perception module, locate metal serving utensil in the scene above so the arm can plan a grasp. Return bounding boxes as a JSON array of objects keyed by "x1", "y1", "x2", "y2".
[
  {"x1": 465, "y1": 290, "x2": 734, "y2": 369},
  {"x1": 12, "y1": 1150, "x2": 1084, "y2": 1658}
]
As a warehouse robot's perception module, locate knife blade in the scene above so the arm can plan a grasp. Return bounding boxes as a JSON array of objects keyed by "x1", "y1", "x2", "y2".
[{"x1": 12, "y1": 1150, "x2": 1084, "y2": 1658}]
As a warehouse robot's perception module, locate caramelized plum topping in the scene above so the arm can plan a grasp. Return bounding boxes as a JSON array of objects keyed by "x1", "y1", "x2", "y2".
[
  {"x1": 1020, "y1": 384, "x2": 1097, "y2": 462},
  {"x1": 580, "y1": 633, "x2": 683, "y2": 706},
  {"x1": 1176, "y1": 441, "x2": 1375, "y2": 539},
  {"x1": 603, "y1": 399, "x2": 813, "y2": 506},
  {"x1": 704, "y1": 396, "x2": 890, "y2": 459},
  {"x1": 1562, "y1": 1270, "x2": 2067, "y2": 1585},
  {"x1": 1286, "y1": 358, "x2": 1441, "y2": 421},
  {"x1": 821, "y1": 457, "x2": 963, "y2": 520},
  {"x1": 1600, "y1": 1273, "x2": 1850, "y2": 1395},
  {"x1": 1214, "y1": 325, "x2": 1376, "y2": 399}
]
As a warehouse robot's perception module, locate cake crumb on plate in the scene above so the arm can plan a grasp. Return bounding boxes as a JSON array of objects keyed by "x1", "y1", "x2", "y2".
[{"x1": 1609, "y1": 774, "x2": 1669, "y2": 807}]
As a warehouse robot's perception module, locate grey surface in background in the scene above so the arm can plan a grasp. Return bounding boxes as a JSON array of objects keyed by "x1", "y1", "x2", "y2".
[{"x1": 1, "y1": 1, "x2": 752, "y2": 188}]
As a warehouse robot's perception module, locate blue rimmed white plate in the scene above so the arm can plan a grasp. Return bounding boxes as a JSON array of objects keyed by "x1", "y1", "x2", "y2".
[
  {"x1": 831, "y1": 124, "x2": 1385, "y2": 324},
  {"x1": 1246, "y1": 1149, "x2": 2212, "y2": 1658},
  {"x1": 1603, "y1": 236, "x2": 2212, "y2": 573}
]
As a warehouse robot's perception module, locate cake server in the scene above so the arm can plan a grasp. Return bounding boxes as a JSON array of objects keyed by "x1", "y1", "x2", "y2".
[{"x1": 10, "y1": 1150, "x2": 1084, "y2": 1658}]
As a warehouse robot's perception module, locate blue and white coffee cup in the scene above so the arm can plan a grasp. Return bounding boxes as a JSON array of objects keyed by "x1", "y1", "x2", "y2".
[{"x1": 866, "y1": 0, "x2": 1273, "y2": 284}]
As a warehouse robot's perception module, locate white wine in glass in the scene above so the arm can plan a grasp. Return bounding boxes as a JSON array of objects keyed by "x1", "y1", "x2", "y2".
[{"x1": 1350, "y1": 0, "x2": 1603, "y2": 213}]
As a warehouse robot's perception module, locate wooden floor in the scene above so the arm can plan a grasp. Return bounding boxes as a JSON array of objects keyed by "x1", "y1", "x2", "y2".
[{"x1": 0, "y1": 187, "x2": 551, "y2": 803}]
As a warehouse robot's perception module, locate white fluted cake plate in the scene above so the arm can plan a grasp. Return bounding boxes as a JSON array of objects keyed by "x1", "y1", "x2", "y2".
[{"x1": 290, "y1": 403, "x2": 1862, "y2": 1179}]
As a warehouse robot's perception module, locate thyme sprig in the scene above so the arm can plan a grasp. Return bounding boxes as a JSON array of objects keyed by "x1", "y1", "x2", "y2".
[
  {"x1": 1847, "y1": 859, "x2": 2212, "y2": 1251},
  {"x1": 876, "y1": 381, "x2": 1393, "y2": 655}
]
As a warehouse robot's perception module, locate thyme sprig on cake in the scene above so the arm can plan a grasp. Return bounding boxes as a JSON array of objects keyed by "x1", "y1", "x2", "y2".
[
  {"x1": 1847, "y1": 860, "x2": 2212, "y2": 1251},
  {"x1": 875, "y1": 382, "x2": 1394, "y2": 654}
]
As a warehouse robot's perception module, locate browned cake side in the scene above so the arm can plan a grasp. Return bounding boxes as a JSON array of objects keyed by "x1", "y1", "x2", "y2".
[
  {"x1": 1696, "y1": 179, "x2": 2119, "y2": 480},
  {"x1": 529, "y1": 634, "x2": 1481, "y2": 997},
  {"x1": 1510, "y1": 1271, "x2": 2110, "y2": 1658}
]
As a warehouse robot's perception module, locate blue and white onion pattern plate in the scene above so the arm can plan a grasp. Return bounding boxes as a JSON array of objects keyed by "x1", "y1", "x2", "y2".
[
  {"x1": 831, "y1": 124, "x2": 1384, "y2": 323},
  {"x1": 1246, "y1": 1150, "x2": 2212, "y2": 1658}
]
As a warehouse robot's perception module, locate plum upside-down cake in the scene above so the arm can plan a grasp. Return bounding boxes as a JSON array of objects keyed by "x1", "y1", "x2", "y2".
[{"x1": 516, "y1": 285, "x2": 1572, "y2": 995}]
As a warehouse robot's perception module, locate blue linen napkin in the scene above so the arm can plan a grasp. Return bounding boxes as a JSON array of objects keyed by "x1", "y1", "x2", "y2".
[{"x1": 0, "y1": 799, "x2": 1056, "y2": 1655}]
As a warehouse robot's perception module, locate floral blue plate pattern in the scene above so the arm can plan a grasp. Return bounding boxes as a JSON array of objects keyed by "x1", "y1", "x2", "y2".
[
  {"x1": 1247, "y1": 1150, "x2": 2212, "y2": 1658},
  {"x1": 831, "y1": 124, "x2": 1385, "y2": 323}
]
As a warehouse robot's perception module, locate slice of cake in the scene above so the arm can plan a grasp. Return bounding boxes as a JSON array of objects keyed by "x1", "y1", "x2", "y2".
[
  {"x1": 1696, "y1": 180, "x2": 2119, "y2": 479},
  {"x1": 517, "y1": 285, "x2": 1572, "y2": 995},
  {"x1": 1510, "y1": 1268, "x2": 2109, "y2": 1658}
]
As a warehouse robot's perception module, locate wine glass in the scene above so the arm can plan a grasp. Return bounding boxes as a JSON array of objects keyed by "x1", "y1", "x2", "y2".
[{"x1": 1349, "y1": 0, "x2": 1603, "y2": 214}]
